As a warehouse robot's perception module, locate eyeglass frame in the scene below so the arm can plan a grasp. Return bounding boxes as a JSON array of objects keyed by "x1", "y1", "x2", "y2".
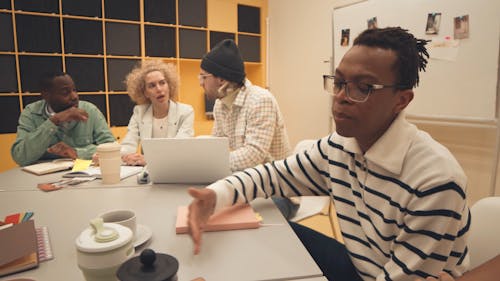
[{"x1": 323, "y1": 75, "x2": 408, "y2": 103}]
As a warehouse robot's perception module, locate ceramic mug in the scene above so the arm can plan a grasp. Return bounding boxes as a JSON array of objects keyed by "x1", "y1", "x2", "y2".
[{"x1": 100, "y1": 210, "x2": 137, "y2": 237}]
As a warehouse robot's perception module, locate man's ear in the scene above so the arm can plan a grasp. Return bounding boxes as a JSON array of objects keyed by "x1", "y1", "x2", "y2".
[
  {"x1": 218, "y1": 81, "x2": 229, "y2": 92},
  {"x1": 216, "y1": 77, "x2": 226, "y2": 86},
  {"x1": 40, "y1": 90, "x2": 49, "y2": 100},
  {"x1": 394, "y1": 89, "x2": 414, "y2": 114}
]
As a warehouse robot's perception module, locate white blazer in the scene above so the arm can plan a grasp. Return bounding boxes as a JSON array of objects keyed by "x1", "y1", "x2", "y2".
[{"x1": 120, "y1": 100, "x2": 194, "y2": 155}]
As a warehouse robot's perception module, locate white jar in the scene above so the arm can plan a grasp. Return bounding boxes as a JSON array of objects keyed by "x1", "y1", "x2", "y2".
[{"x1": 76, "y1": 219, "x2": 134, "y2": 281}]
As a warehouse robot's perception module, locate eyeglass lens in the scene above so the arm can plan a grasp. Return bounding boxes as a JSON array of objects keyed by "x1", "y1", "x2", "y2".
[{"x1": 323, "y1": 76, "x2": 370, "y2": 102}]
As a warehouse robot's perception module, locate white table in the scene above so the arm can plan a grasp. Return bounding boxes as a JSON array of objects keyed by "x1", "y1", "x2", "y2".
[{"x1": 0, "y1": 185, "x2": 324, "y2": 280}]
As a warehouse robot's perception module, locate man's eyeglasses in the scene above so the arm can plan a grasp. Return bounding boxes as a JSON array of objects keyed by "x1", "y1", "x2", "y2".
[
  {"x1": 323, "y1": 75, "x2": 406, "y2": 103},
  {"x1": 198, "y1": 73, "x2": 212, "y2": 83}
]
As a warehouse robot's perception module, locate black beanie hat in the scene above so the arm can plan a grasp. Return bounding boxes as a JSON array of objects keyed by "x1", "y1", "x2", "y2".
[{"x1": 201, "y1": 39, "x2": 246, "y2": 84}]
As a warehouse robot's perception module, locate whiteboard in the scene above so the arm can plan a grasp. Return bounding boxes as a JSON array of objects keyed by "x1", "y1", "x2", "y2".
[{"x1": 332, "y1": 0, "x2": 499, "y2": 121}]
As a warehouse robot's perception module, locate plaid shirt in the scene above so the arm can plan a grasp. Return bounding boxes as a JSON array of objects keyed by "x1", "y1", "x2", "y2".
[{"x1": 212, "y1": 80, "x2": 291, "y2": 171}]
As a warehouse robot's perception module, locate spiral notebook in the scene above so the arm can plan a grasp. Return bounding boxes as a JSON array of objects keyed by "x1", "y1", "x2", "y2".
[{"x1": 36, "y1": 226, "x2": 53, "y2": 262}]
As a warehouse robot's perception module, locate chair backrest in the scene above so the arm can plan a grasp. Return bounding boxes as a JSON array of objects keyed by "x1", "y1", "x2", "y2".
[{"x1": 468, "y1": 196, "x2": 500, "y2": 269}]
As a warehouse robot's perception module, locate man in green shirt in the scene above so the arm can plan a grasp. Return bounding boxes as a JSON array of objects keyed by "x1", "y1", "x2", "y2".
[{"x1": 11, "y1": 72, "x2": 116, "y2": 166}]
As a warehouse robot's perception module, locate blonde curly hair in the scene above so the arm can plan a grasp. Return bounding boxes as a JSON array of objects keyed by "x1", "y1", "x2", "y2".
[{"x1": 125, "y1": 60, "x2": 179, "y2": 104}]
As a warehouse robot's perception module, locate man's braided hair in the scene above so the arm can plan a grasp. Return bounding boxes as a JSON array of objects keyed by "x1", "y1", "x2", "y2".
[{"x1": 353, "y1": 27, "x2": 429, "y2": 89}]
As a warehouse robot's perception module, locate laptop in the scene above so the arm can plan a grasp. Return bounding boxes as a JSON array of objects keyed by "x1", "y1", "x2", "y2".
[{"x1": 141, "y1": 137, "x2": 232, "y2": 184}]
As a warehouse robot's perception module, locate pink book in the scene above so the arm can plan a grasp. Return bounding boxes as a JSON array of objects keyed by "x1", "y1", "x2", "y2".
[{"x1": 176, "y1": 204, "x2": 260, "y2": 234}]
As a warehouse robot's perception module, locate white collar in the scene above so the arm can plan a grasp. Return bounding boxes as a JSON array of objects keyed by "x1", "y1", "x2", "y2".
[
  {"x1": 338, "y1": 112, "x2": 417, "y2": 174},
  {"x1": 45, "y1": 104, "x2": 56, "y2": 116}
]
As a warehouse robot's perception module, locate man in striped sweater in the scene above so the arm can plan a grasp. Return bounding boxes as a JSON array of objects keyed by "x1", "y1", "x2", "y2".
[{"x1": 187, "y1": 27, "x2": 470, "y2": 281}]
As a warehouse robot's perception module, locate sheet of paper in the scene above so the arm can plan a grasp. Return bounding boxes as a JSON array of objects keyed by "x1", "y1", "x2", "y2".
[{"x1": 290, "y1": 196, "x2": 330, "y2": 222}]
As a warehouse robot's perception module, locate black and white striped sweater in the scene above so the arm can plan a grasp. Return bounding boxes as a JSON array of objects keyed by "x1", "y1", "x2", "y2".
[{"x1": 209, "y1": 113, "x2": 470, "y2": 281}]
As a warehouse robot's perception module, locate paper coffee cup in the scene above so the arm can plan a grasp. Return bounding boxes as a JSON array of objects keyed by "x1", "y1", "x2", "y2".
[{"x1": 97, "y1": 143, "x2": 121, "y2": 184}]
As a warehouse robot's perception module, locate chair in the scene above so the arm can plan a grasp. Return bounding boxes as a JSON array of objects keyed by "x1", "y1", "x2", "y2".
[{"x1": 468, "y1": 196, "x2": 500, "y2": 269}]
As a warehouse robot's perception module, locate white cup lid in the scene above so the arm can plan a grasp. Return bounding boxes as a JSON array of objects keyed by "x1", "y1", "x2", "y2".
[
  {"x1": 76, "y1": 222, "x2": 133, "y2": 253},
  {"x1": 96, "y1": 142, "x2": 121, "y2": 152}
]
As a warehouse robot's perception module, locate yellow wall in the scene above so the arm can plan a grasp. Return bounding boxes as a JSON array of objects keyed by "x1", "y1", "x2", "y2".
[
  {"x1": 178, "y1": 60, "x2": 214, "y2": 136},
  {"x1": 0, "y1": 134, "x2": 17, "y2": 172}
]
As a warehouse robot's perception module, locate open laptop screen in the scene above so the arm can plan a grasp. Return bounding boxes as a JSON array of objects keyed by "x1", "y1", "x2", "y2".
[{"x1": 142, "y1": 137, "x2": 231, "y2": 184}]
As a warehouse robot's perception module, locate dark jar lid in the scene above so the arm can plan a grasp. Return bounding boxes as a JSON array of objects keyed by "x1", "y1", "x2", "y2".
[{"x1": 117, "y1": 248, "x2": 179, "y2": 281}]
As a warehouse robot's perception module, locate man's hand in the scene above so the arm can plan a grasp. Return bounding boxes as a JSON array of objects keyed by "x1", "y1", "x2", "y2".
[
  {"x1": 91, "y1": 152, "x2": 99, "y2": 166},
  {"x1": 50, "y1": 107, "x2": 88, "y2": 126},
  {"x1": 47, "y1": 141, "x2": 77, "y2": 159},
  {"x1": 187, "y1": 188, "x2": 216, "y2": 255},
  {"x1": 122, "y1": 153, "x2": 146, "y2": 166}
]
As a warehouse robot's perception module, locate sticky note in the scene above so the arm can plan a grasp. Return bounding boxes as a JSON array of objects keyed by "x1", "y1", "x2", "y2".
[
  {"x1": 4, "y1": 213, "x2": 21, "y2": 224},
  {"x1": 17, "y1": 212, "x2": 25, "y2": 223},
  {"x1": 72, "y1": 159, "x2": 92, "y2": 172},
  {"x1": 255, "y1": 212, "x2": 263, "y2": 222},
  {"x1": 22, "y1": 212, "x2": 34, "y2": 222}
]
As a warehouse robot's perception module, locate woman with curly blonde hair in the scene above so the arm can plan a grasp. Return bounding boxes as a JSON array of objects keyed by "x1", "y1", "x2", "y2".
[{"x1": 120, "y1": 60, "x2": 194, "y2": 166}]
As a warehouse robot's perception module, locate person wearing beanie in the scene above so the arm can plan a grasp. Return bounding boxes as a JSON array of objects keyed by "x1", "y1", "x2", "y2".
[
  {"x1": 199, "y1": 39, "x2": 291, "y2": 172},
  {"x1": 199, "y1": 39, "x2": 298, "y2": 219},
  {"x1": 200, "y1": 39, "x2": 246, "y2": 86}
]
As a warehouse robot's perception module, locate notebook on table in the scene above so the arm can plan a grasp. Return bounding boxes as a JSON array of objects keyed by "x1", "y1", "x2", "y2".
[
  {"x1": 0, "y1": 220, "x2": 39, "y2": 277},
  {"x1": 63, "y1": 165, "x2": 143, "y2": 180},
  {"x1": 22, "y1": 158, "x2": 74, "y2": 175},
  {"x1": 175, "y1": 204, "x2": 261, "y2": 234},
  {"x1": 141, "y1": 137, "x2": 231, "y2": 184}
]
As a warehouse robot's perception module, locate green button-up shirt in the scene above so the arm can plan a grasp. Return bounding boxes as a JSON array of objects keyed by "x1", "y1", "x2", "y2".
[{"x1": 11, "y1": 100, "x2": 116, "y2": 166}]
